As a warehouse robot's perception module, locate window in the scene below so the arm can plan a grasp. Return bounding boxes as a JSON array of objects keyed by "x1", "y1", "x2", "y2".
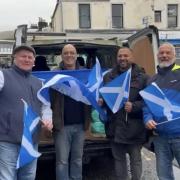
[
  {"x1": 112, "y1": 4, "x2": 123, "y2": 28},
  {"x1": 154, "y1": 11, "x2": 161, "y2": 22},
  {"x1": 79, "y1": 4, "x2": 91, "y2": 28},
  {"x1": 168, "y1": 4, "x2": 178, "y2": 28}
]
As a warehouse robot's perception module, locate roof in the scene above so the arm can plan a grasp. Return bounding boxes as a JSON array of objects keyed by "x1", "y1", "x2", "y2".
[
  {"x1": 51, "y1": 1, "x2": 59, "y2": 20},
  {"x1": 0, "y1": 30, "x2": 14, "y2": 40}
]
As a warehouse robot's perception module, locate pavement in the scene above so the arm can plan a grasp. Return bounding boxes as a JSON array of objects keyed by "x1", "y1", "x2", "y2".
[
  {"x1": 173, "y1": 161, "x2": 180, "y2": 178},
  {"x1": 142, "y1": 148, "x2": 180, "y2": 180}
]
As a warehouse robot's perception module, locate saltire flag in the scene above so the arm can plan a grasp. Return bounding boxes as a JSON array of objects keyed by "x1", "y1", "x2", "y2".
[
  {"x1": 140, "y1": 82, "x2": 180, "y2": 134},
  {"x1": 16, "y1": 99, "x2": 41, "y2": 169},
  {"x1": 86, "y1": 58, "x2": 103, "y2": 101},
  {"x1": 37, "y1": 74, "x2": 107, "y2": 121},
  {"x1": 156, "y1": 117, "x2": 180, "y2": 135},
  {"x1": 99, "y1": 68, "x2": 131, "y2": 113},
  {"x1": 32, "y1": 69, "x2": 91, "y2": 83}
]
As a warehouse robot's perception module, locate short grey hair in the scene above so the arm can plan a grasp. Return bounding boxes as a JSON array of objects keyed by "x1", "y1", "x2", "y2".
[{"x1": 159, "y1": 42, "x2": 176, "y2": 56}]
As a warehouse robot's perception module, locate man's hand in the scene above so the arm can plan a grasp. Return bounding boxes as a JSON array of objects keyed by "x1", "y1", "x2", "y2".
[
  {"x1": 145, "y1": 120, "x2": 157, "y2": 130},
  {"x1": 124, "y1": 101, "x2": 132, "y2": 113},
  {"x1": 98, "y1": 98, "x2": 104, "y2": 106},
  {"x1": 41, "y1": 120, "x2": 53, "y2": 132}
]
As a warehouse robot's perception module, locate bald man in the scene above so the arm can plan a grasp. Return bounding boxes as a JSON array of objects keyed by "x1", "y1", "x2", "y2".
[
  {"x1": 61, "y1": 44, "x2": 78, "y2": 70},
  {"x1": 50, "y1": 44, "x2": 91, "y2": 180},
  {"x1": 101, "y1": 47, "x2": 148, "y2": 180},
  {"x1": 143, "y1": 43, "x2": 180, "y2": 180}
]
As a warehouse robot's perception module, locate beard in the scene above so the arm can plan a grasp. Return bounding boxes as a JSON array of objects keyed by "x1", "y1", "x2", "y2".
[
  {"x1": 117, "y1": 60, "x2": 132, "y2": 72},
  {"x1": 159, "y1": 58, "x2": 175, "y2": 68}
]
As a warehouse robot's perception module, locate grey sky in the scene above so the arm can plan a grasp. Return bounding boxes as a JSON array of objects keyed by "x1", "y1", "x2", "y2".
[{"x1": 0, "y1": 0, "x2": 56, "y2": 31}]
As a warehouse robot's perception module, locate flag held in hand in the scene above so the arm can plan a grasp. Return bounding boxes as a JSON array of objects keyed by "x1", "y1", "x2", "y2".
[
  {"x1": 99, "y1": 68, "x2": 131, "y2": 113},
  {"x1": 140, "y1": 82, "x2": 180, "y2": 134},
  {"x1": 16, "y1": 100, "x2": 41, "y2": 169}
]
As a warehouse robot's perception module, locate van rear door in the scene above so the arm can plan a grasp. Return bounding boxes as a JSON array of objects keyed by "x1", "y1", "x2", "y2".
[{"x1": 126, "y1": 25, "x2": 159, "y2": 76}]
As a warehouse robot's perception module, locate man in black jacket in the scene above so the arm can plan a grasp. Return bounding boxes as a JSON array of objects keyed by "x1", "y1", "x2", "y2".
[{"x1": 100, "y1": 47, "x2": 148, "y2": 180}]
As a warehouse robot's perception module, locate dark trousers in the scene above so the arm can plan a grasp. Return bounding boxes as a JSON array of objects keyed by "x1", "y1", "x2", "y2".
[{"x1": 111, "y1": 142, "x2": 142, "y2": 180}]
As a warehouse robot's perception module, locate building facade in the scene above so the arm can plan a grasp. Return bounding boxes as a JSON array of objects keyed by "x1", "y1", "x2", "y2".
[
  {"x1": 0, "y1": 40, "x2": 14, "y2": 68},
  {"x1": 51, "y1": 0, "x2": 180, "y2": 64},
  {"x1": 51, "y1": 0, "x2": 180, "y2": 32}
]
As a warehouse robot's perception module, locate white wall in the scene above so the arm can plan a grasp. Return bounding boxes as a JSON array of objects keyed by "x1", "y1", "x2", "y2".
[
  {"x1": 51, "y1": 0, "x2": 180, "y2": 32},
  {"x1": 52, "y1": 4, "x2": 62, "y2": 32},
  {"x1": 91, "y1": 2, "x2": 110, "y2": 29}
]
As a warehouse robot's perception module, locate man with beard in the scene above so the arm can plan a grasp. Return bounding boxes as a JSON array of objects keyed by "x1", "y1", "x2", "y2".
[
  {"x1": 99, "y1": 47, "x2": 148, "y2": 180},
  {"x1": 144, "y1": 43, "x2": 180, "y2": 180}
]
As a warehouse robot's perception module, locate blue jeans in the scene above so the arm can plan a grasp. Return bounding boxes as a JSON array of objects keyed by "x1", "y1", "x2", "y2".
[
  {"x1": 111, "y1": 142, "x2": 142, "y2": 180},
  {"x1": 153, "y1": 136, "x2": 180, "y2": 180},
  {"x1": 54, "y1": 124, "x2": 85, "y2": 180},
  {"x1": 0, "y1": 142, "x2": 37, "y2": 180}
]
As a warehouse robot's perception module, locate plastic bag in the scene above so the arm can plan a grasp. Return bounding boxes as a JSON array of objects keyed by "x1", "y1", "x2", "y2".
[{"x1": 91, "y1": 109, "x2": 105, "y2": 134}]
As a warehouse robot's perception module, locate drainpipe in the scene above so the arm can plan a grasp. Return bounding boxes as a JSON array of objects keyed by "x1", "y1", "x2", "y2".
[{"x1": 60, "y1": 0, "x2": 64, "y2": 32}]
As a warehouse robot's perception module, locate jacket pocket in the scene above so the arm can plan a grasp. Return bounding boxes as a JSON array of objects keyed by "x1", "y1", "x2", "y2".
[{"x1": 0, "y1": 112, "x2": 11, "y2": 134}]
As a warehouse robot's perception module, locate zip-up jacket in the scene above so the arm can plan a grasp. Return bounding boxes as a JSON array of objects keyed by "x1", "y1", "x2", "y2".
[
  {"x1": 50, "y1": 62, "x2": 91, "y2": 132},
  {"x1": 104, "y1": 63, "x2": 148, "y2": 144},
  {"x1": 143, "y1": 63, "x2": 180, "y2": 137},
  {"x1": 0, "y1": 65, "x2": 51, "y2": 144}
]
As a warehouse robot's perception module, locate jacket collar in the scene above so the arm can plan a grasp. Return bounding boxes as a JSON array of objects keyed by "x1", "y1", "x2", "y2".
[
  {"x1": 12, "y1": 64, "x2": 31, "y2": 77},
  {"x1": 110, "y1": 63, "x2": 144, "y2": 79},
  {"x1": 59, "y1": 61, "x2": 80, "y2": 70},
  {"x1": 157, "y1": 63, "x2": 175, "y2": 75}
]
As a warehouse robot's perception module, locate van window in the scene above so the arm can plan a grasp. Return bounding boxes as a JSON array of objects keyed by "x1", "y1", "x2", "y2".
[{"x1": 32, "y1": 43, "x2": 119, "y2": 70}]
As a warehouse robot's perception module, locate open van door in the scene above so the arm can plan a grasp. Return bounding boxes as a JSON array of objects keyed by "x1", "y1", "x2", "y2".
[{"x1": 126, "y1": 25, "x2": 159, "y2": 76}]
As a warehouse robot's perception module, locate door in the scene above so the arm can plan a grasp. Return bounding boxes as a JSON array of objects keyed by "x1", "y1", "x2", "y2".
[{"x1": 126, "y1": 25, "x2": 159, "y2": 76}]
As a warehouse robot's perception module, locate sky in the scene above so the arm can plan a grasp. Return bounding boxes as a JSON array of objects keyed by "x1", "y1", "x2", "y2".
[{"x1": 0, "y1": 0, "x2": 56, "y2": 31}]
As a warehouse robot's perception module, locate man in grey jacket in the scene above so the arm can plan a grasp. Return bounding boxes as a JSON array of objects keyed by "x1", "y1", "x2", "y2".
[{"x1": 0, "y1": 45, "x2": 53, "y2": 180}]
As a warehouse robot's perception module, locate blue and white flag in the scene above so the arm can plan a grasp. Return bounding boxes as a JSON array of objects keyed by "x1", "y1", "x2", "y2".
[
  {"x1": 37, "y1": 74, "x2": 107, "y2": 120},
  {"x1": 16, "y1": 100, "x2": 41, "y2": 169},
  {"x1": 140, "y1": 82, "x2": 180, "y2": 134},
  {"x1": 156, "y1": 117, "x2": 180, "y2": 135},
  {"x1": 86, "y1": 58, "x2": 103, "y2": 101},
  {"x1": 99, "y1": 68, "x2": 131, "y2": 113},
  {"x1": 33, "y1": 69, "x2": 91, "y2": 83}
]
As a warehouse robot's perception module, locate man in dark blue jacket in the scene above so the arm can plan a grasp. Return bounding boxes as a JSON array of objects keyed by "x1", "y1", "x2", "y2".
[{"x1": 144, "y1": 43, "x2": 180, "y2": 180}]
